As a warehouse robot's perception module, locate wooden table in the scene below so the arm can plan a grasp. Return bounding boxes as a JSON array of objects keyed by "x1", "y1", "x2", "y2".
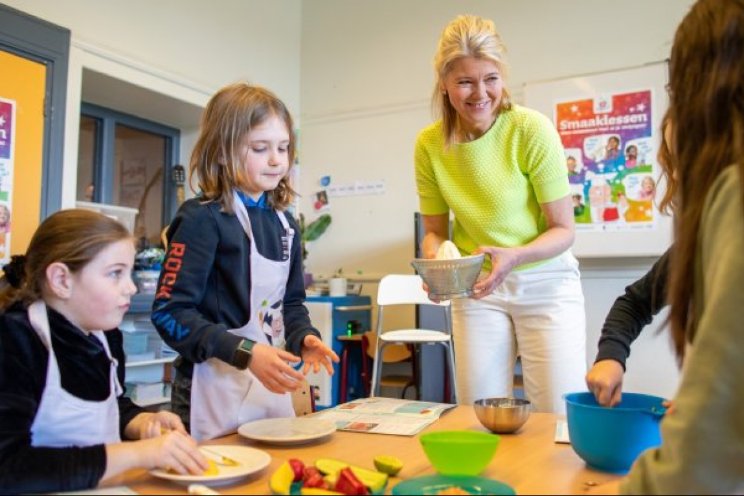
[{"x1": 106, "y1": 407, "x2": 621, "y2": 495}]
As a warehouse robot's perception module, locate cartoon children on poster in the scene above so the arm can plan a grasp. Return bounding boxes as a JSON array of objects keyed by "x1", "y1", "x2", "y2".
[
  {"x1": 0, "y1": 203, "x2": 9, "y2": 260},
  {"x1": 559, "y1": 90, "x2": 658, "y2": 231}
]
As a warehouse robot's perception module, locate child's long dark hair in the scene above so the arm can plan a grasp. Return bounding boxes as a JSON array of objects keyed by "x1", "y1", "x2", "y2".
[
  {"x1": 190, "y1": 82, "x2": 297, "y2": 213},
  {"x1": 664, "y1": 0, "x2": 744, "y2": 362},
  {"x1": 0, "y1": 209, "x2": 133, "y2": 309}
]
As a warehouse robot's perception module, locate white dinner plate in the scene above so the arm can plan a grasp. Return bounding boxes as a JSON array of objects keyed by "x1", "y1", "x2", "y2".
[
  {"x1": 149, "y1": 445, "x2": 271, "y2": 486},
  {"x1": 237, "y1": 417, "x2": 337, "y2": 445}
]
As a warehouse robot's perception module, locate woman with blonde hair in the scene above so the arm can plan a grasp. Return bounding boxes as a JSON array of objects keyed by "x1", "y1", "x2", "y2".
[{"x1": 415, "y1": 15, "x2": 585, "y2": 413}]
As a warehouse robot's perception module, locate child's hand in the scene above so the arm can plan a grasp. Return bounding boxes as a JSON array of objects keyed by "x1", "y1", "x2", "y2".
[
  {"x1": 125, "y1": 410, "x2": 188, "y2": 440},
  {"x1": 586, "y1": 359, "x2": 624, "y2": 407},
  {"x1": 141, "y1": 430, "x2": 208, "y2": 475},
  {"x1": 141, "y1": 411, "x2": 188, "y2": 439},
  {"x1": 249, "y1": 343, "x2": 304, "y2": 393},
  {"x1": 301, "y1": 335, "x2": 340, "y2": 375}
]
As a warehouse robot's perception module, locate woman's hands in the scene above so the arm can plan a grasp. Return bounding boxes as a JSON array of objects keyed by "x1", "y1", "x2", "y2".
[
  {"x1": 301, "y1": 334, "x2": 340, "y2": 375},
  {"x1": 586, "y1": 359, "x2": 625, "y2": 407},
  {"x1": 249, "y1": 343, "x2": 304, "y2": 393},
  {"x1": 471, "y1": 246, "x2": 520, "y2": 298}
]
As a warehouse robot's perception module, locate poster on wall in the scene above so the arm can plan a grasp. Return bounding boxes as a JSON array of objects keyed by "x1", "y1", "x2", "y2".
[
  {"x1": 0, "y1": 97, "x2": 16, "y2": 264},
  {"x1": 560, "y1": 89, "x2": 657, "y2": 232},
  {"x1": 525, "y1": 62, "x2": 672, "y2": 257}
]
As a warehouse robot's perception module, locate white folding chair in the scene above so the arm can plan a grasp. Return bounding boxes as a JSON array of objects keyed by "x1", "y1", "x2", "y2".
[{"x1": 370, "y1": 274, "x2": 457, "y2": 403}]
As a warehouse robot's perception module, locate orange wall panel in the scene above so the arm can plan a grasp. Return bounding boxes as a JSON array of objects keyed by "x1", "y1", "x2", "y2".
[{"x1": 0, "y1": 49, "x2": 46, "y2": 259}]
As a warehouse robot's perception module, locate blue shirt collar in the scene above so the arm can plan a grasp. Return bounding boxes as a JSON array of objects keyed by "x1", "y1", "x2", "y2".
[{"x1": 236, "y1": 190, "x2": 269, "y2": 209}]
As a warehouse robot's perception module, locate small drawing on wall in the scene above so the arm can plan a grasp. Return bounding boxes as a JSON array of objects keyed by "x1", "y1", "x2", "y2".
[{"x1": 314, "y1": 190, "x2": 330, "y2": 211}]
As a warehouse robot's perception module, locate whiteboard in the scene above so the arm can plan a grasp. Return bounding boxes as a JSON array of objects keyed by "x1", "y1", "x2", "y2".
[{"x1": 524, "y1": 62, "x2": 672, "y2": 258}]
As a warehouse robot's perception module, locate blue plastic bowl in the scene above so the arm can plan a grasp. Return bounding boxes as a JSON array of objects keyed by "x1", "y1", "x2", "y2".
[{"x1": 564, "y1": 392, "x2": 666, "y2": 473}]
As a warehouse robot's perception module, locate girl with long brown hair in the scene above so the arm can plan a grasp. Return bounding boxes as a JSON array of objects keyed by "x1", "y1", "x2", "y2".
[
  {"x1": 151, "y1": 82, "x2": 338, "y2": 441},
  {"x1": 0, "y1": 209, "x2": 207, "y2": 493},
  {"x1": 592, "y1": 0, "x2": 744, "y2": 492}
]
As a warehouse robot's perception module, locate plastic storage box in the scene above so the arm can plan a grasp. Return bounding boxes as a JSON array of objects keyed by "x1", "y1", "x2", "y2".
[{"x1": 75, "y1": 201, "x2": 138, "y2": 234}]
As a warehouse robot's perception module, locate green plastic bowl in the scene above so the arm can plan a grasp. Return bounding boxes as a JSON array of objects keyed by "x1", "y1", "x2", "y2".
[{"x1": 419, "y1": 430, "x2": 500, "y2": 476}]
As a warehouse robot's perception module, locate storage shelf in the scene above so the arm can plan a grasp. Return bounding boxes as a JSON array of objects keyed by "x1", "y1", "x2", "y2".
[
  {"x1": 129, "y1": 293, "x2": 156, "y2": 314},
  {"x1": 125, "y1": 356, "x2": 176, "y2": 368}
]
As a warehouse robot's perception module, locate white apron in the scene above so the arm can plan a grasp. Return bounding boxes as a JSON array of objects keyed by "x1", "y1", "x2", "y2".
[
  {"x1": 28, "y1": 300, "x2": 122, "y2": 447},
  {"x1": 190, "y1": 192, "x2": 296, "y2": 441}
]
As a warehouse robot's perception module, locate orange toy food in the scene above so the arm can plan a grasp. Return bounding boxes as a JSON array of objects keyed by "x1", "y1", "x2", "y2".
[{"x1": 203, "y1": 459, "x2": 219, "y2": 476}]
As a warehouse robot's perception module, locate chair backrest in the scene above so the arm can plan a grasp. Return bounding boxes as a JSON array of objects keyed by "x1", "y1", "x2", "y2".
[
  {"x1": 376, "y1": 274, "x2": 451, "y2": 337},
  {"x1": 377, "y1": 274, "x2": 451, "y2": 307},
  {"x1": 362, "y1": 330, "x2": 412, "y2": 362}
]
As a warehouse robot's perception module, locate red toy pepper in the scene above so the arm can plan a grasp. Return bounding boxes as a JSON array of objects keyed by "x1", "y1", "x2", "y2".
[
  {"x1": 302, "y1": 466, "x2": 326, "y2": 489},
  {"x1": 334, "y1": 467, "x2": 369, "y2": 495},
  {"x1": 288, "y1": 458, "x2": 305, "y2": 482}
]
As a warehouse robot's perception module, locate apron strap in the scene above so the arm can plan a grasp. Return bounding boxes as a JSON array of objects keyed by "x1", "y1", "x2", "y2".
[
  {"x1": 27, "y1": 301, "x2": 123, "y2": 397},
  {"x1": 232, "y1": 190, "x2": 294, "y2": 261}
]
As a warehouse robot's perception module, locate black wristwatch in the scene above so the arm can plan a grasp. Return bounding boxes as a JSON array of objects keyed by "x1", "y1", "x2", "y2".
[{"x1": 232, "y1": 339, "x2": 255, "y2": 370}]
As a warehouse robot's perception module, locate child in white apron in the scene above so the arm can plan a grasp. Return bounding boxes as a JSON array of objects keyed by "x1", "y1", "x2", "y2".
[
  {"x1": 152, "y1": 83, "x2": 339, "y2": 441},
  {"x1": 0, "y1": 209, "x2": 207, "y2": 494}
]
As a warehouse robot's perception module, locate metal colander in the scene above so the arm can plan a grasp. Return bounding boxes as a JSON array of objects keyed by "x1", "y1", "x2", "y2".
[{"x1": 410, "y1": 253, "x2": 485, "y2": 300}]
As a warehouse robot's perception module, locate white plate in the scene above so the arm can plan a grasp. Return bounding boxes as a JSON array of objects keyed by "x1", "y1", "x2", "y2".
[
  {"x1": 237, "y1": 417, "x2": 337, "y2": 445},
  {"x1": 149, "y1": 445, "x2": 270, "y2": 486}
]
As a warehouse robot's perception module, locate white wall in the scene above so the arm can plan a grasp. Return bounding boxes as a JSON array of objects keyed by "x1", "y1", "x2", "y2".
[
  {"x1": 3, "y1": 0, "x2": 302, "y2": 205},
  {"x1": 299, "y1": 0, "x2": 693, "y2": 397}
]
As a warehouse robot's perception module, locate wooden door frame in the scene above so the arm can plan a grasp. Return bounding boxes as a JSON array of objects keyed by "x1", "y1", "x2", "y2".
[{"x1": 0, "y1": 4, "x2": 70, "y2": 218}]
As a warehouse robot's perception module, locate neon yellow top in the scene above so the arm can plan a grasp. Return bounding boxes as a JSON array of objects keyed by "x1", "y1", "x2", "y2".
[{"x1": 414, "y1": 105, "x2": 569, "y2": 270}]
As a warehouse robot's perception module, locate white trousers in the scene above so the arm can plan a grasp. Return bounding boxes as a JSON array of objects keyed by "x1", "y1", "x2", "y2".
[{"x1": 451, "y1": 251, "x2": 587, "y2": 414}]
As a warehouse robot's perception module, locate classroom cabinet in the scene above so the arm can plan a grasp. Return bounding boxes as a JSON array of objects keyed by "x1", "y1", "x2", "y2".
[
  {"x1": 122, "y1": 294, "x2": 175, "y2": 408},
  {"x1": 305, "y1": 295, "x2": 372, "y2": 408}
]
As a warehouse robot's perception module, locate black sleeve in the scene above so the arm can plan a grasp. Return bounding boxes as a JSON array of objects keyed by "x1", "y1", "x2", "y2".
[
  {"x1": 282, "y1": 213, "x2": 321, "y2": 356},
  {"x1": 0, "y1": 314, "x2": 106, "y2": 493},
  {"x1": 151, "y1": 200, "x2": 243, "y2": 368},
  {"x1": 594, "y1": 247, "x2": 671, "y2": 369},
  {"x1": 105, "y1": 330, "x2": 145, "y2": 438}
]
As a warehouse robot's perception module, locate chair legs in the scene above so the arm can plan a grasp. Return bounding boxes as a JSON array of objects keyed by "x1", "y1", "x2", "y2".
[
  {"x1": 370, "y1": 340, "x2": 385, "y2": 397},
  {"x1": 371, "y1": 340, "x2": 455, "y2": 403},
  {"x1": 371, "y1": 341, "x2": 419, "y2": 399},
  {"x1": 400, "y1": 380, "x2": 417, "y2": 400},
  {"x1": 443, "y1": 341, "x2": 458, "y2": 404}
]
